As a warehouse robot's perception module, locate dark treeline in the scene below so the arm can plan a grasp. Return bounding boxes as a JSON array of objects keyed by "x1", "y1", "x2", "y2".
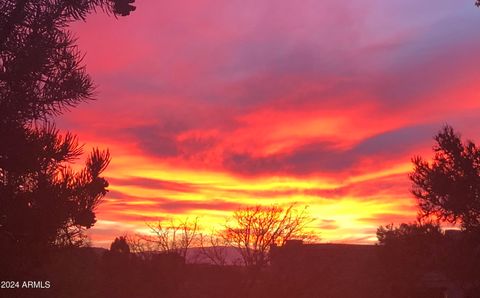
[{"x1": 3, "y1": 1, "x2": 480, "y2": 298}]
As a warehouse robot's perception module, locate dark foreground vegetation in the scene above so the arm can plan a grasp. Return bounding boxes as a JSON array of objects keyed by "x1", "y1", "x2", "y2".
[
  {"x1": 2, "y1": 1, "x2": 480, "y2": 298},
  {"x1": 2, "y1": 228, "x2": 479, "y2": 298},
  {"x1": 0, "y1": 241, "x2": 385, "y2": 298}
]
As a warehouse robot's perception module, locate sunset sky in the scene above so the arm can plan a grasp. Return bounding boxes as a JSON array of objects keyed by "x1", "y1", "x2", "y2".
[{"x1": 58, "y1": 0, "x2": 480, "y2": 247}]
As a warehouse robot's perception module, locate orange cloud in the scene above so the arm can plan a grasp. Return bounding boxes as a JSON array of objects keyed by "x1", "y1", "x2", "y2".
[{"x1": 56, "y1": 0, "x2": 480, "y2": 247}]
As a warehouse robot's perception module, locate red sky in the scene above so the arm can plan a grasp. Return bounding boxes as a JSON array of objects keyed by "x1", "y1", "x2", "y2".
[{"x1": 58, "y1": 0, "x2": 480, "y2": 247}]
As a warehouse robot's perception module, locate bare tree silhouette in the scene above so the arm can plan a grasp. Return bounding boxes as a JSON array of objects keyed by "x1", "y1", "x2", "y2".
[
  {"x1": 199, "y1": 230, "x2": 230, "y2": 266},
  {"x1": 220, "y1": 204, "x2": 315, "y2": 269},
  {"x1": 130, "y1": 217, "x2": 200, "y2": 260}
]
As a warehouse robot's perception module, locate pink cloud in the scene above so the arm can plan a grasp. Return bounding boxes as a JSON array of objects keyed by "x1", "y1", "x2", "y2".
[{"x1": 54, "y1": 1, "x2": 480, "y2": 245}]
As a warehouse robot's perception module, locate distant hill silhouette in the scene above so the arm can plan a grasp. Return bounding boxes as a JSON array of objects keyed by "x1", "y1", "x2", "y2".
[{"x1": 187, "y1": 246, "x2": 242, "y2": 265}]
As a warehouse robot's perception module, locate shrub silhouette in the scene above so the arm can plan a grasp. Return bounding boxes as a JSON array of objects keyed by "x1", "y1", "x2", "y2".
[{"x1": 110, "y1": 236, "x2": 131, "y2": 255}]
